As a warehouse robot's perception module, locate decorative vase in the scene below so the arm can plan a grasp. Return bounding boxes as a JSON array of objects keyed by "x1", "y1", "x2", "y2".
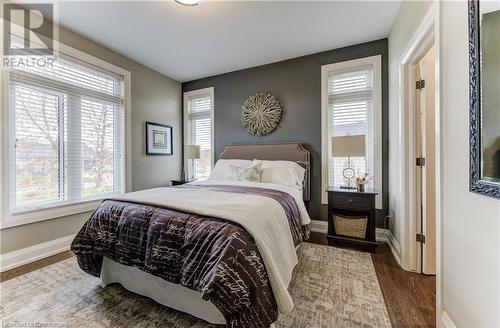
[{"x1": 357, "y1": 183, "x2": 365, "y2": 192}]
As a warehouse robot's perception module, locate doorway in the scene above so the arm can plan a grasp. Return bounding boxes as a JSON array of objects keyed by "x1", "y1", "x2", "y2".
[
  {"x1": 414, "y1": 45, "x2": 436, "y2": 275},
  {"x1": 398, "y1": 3, "x2": 441, "y2": 325}
]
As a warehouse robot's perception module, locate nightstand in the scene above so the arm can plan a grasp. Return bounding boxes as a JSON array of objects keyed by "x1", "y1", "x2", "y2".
[
  {"x1": 326, "y1": 188, "x2": 378, "y2": 252},
  {"x1": 170, "y1": 179, "x2": 194, "y2": 186}
]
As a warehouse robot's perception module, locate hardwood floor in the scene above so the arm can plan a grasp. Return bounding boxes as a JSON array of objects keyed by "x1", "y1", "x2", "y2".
[
  {"x1": 371, "y1": 242, "x2": 436, "y2": 328},
  {"x1": 2, "y1": 234, "x2": 436, "y2": 328},
  {"x1": 0, "y1": 250, "x2": 74, "y2": 283},
  {"x1": 309, "y1": 231, "x2": 436, "y2": 328}
]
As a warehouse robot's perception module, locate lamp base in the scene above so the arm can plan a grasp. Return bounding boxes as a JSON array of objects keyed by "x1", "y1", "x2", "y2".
[{"x1": 342, "y1": 156, "x2": 356, "y2": 188}]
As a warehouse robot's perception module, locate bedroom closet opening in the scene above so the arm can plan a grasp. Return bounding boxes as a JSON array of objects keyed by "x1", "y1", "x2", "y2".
[{"x1": 414, "y1": 45, "x2": 436, "y2": 275}]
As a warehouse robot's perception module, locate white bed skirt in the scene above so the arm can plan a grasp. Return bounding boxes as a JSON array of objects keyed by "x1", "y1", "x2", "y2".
[{"x1": 100, "y1": 257, "x2": 226, "y2": 325}]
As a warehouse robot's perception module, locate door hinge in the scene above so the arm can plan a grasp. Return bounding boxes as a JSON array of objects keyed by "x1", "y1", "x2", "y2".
[
  {"x1": 416, "y1": 79, "x2": 426, "y2": 89},
  {"x1": 416, "y1": 233, "x2": 426, "y2": 243},
  {"x1": 416, "y1": 157, "x2": 426, "y2": 167}
]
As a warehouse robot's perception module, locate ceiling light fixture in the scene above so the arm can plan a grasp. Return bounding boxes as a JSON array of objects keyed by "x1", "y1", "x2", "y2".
[{"x1": 175, "y1": 0, "x2": 201, "y2": 6}]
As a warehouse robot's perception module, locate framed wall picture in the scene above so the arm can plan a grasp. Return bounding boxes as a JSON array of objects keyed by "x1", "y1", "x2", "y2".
[
  {"x1": 468, "y1": 0, "x2": 500, "y2": 199},
  {"x1": 146, "y1": 122, "x2": 173, "y2": 155}
]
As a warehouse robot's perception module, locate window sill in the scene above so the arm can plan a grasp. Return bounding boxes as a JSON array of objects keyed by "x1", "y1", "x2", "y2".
[{"x1": 0, "y1": 199, "x2": 103, "y2": 230}]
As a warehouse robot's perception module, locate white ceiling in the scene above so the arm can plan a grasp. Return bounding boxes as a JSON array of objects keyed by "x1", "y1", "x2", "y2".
[{"x1": 53, "y1": 1, "x2": 400, "y2": 82}]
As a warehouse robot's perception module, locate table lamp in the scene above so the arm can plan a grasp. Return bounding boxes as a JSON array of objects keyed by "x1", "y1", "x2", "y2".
[
  {"x1": 332, "y1": 135, "x2": 365, "y2": 189},
  {"x1": 185, "y1": 144, "x2": 201, "y2": 180}
]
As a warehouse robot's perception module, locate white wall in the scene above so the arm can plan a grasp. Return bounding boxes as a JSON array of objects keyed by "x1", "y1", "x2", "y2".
[
  {"x1": 390, "y1": 0, "x2": 500, "y2": 325},
  {"x1": 441, "y1": 1, "x2": 500, "y2": 326},
  {"x1": 388, "y1": 0, "x2": 432, "y2": 244}
]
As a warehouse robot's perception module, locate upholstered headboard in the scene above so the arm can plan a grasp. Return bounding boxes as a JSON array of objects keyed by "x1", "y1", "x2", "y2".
[{"x1": 219, "y1": 143, "x2": 311, "y2": 201}]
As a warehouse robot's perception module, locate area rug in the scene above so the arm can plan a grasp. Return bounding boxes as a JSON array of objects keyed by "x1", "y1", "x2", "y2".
[{"x1": 0, "y1": 243, "x2": 391, "y2": 327}]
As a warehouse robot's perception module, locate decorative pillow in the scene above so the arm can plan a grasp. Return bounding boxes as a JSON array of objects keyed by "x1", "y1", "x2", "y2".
[
  {"x1": 228, "y1": 162, "x2": 262, "y2": 182},
  {"x1": 253, "y1": 159, "x2": 305, "y2": 189},
  {"x1": 208, "y1": 159, "x2": 253, "y2": 180}
]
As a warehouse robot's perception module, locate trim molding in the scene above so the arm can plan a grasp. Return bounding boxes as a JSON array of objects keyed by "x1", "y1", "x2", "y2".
[
  {"x1": 441, "y1": 311, "x2": 457, "y2": 328},
  {"x1": 377, "y1": 228, "x2": 401, "y2": 265},
  {"x1": 320, "y1": 55, "x2": 383, "y2": 209},
  {"x1": 183, "y1": 87, "x2": 215, "y2": 179},
  {"x1": 398, "y1": 0, "x2": 439, "y2": 273},
  {"x1": 0, "y1": 234, "x2": 75, "y2": 272},
  {"x1": 0, "y1": 34, "x2": 132, "y2": 230}
]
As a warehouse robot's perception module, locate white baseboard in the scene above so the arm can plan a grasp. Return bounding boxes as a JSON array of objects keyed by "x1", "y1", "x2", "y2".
[
  {"x1": 376, "y1": 228, "x2": 401, "y2": 265},
  {"x1": 441, "y1": 311, "x2": 457, "y2": 328},
  {"x1": 0, "y1": 234, "x2": 75, "y2": 272}
]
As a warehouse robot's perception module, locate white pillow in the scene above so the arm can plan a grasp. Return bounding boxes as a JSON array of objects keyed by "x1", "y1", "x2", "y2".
[
  {"x1": 227, "y1": 162, "x2": 262, "y2": 182},
  {"x1": 253, "y1": 159, "x2": 305, "y2": 189},
  {"x1": 208, "y1": 159, "x2": 253, "y2": 181}
]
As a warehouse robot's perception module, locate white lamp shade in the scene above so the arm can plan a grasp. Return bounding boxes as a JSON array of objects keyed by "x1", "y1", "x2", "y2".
[
  {"x1": 185, "y1": 145, "x2": 201, "y2": 159},
  {"x1": 175, "y1": 0, "x2": 201, "y2": 6},
  {"x1": 332, "y1": 135, "x2": 366, "y2": 157}
]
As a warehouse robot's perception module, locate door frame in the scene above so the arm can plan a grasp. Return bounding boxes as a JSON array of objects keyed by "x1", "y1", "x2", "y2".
[
  {"x1": 400, "y1": 7, "x2": 435, "y2": 274},
  {"x1": 414, "y1": 48, "x2": 437, "y2": 275},
  {"x1": 398, "y1": 1, "x2": 442, "y2": 326},
  {"x1": 413, "y1": 61, "x2": 425, "y2": 274},
  {"x1": 415, "y1": 54, "x2": 436, "y2": 275}
]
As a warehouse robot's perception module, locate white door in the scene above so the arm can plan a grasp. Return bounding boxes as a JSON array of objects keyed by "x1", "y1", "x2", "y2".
[{"x1": 415, "y1": 45, "x2": 436, "y2": 275}]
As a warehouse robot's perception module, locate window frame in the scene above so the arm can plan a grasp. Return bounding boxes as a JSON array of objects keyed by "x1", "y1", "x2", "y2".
[
  {"x1": 0, "y1": 39, "x2": 131, "y2": 229},
  {"x1": 321, "y1": 55, "x2": 382, "y2": 208},
  {"x1": 183, "y1": 87, "x2": 215, "y2": 180}
]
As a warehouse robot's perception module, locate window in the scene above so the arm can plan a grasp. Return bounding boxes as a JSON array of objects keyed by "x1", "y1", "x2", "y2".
[
  {"x1": 1, "y1": 41, "x2": 130, "y2": 226},
  {"x1": 321, "y1": 56, "x2": 382, "y2": 207},
  {"x1": 183, "y1": 87, "x2": 214, "y2": 180}
]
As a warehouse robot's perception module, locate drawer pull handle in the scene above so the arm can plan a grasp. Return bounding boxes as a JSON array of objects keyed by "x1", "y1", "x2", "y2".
[{"x1": 348, "y1": 199, "x2": 353, "y2": 204}]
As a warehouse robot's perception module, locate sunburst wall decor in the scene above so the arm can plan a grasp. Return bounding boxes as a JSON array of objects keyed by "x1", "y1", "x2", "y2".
[{"x1": 241, "y1": 92, "x2": 282, "y2": 136}]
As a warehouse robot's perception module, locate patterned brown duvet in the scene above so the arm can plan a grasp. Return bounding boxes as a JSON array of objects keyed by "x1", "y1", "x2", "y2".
[{"x1": 71, "y1": 184, "x2": 306, "y2": 328}]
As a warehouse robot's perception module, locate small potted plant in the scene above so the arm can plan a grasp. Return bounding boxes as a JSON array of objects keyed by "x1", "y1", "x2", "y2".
[{"x1": 356, "y1": 173, "x2": 372, "y2": 192}]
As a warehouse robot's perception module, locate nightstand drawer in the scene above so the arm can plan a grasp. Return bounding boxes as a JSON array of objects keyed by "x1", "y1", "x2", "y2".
[{"x1": 329, "y1": 194, "x2": 372, "y2": 209}]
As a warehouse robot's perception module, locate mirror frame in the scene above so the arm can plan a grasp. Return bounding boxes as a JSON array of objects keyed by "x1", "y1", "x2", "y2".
[{"x1": 469, "y1": 0, "x2": 500, "y2": 199}]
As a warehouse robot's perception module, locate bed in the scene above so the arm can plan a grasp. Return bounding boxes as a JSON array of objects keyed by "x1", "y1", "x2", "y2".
[{"x1": 71, "y1": 143, "x2": 311, "y2": 328}]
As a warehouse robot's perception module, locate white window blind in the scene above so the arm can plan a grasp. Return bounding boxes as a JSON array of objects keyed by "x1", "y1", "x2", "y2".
[
  {"x1": 8, "y1": 55, "x2": 125, "y2": 213},
  {"x1": 328, "y1": 66, "x2": 374, "y2": 189},
  {"x1": 185, "y1": 89, "x2": 213, "y2": 179}
]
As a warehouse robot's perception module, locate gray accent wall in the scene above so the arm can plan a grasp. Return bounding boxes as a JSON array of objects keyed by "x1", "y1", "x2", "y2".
[{"x1": 183, "y1": 39, "x2": 389, "y2": 225}]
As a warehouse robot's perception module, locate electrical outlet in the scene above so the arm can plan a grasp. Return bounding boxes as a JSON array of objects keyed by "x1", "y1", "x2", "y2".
[
  {"x1": 384, "y1": 212, "x2": 394, "y2": 231},
  {"x1": 384, "y1": 216, "x2": 390, "y2": 230}
]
